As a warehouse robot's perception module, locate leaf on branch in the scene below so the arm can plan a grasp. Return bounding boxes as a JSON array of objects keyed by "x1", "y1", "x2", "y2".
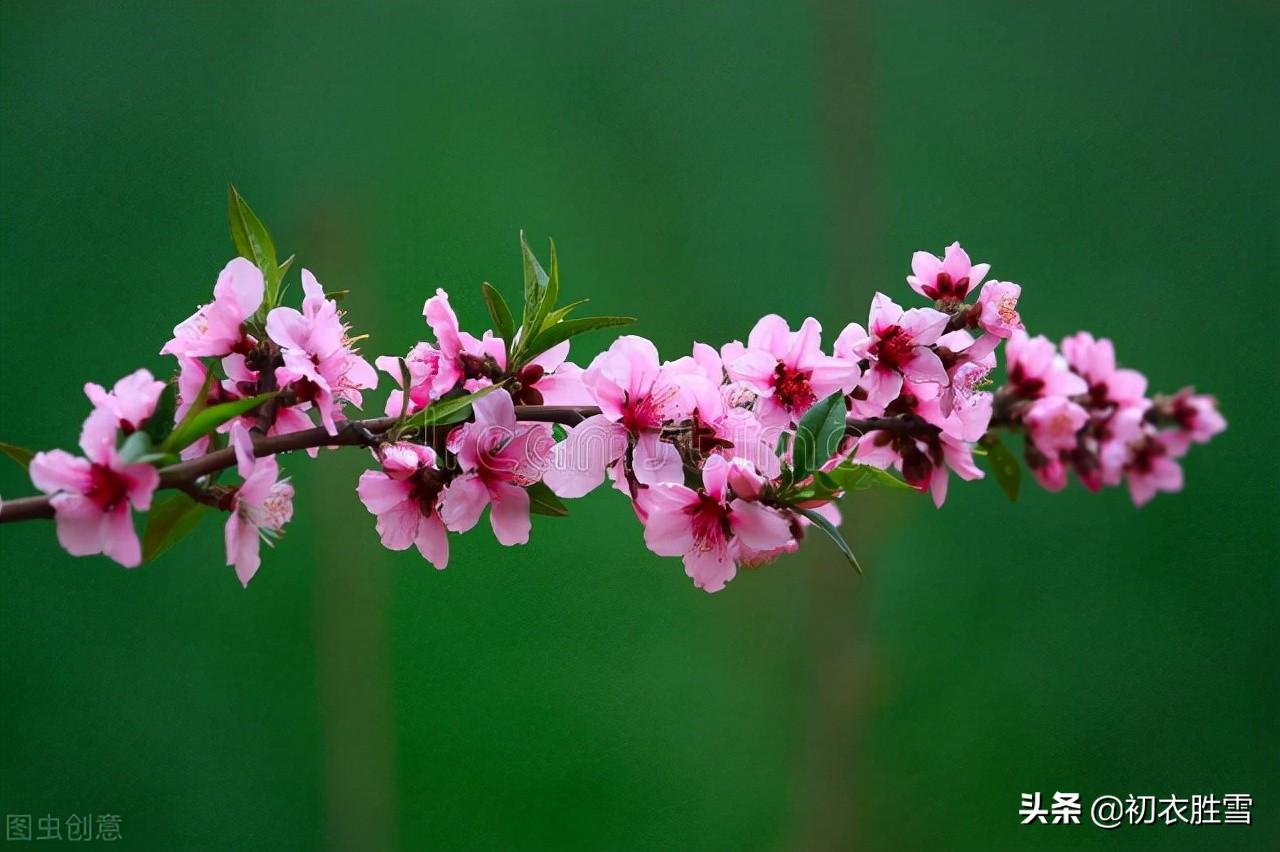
[
  {"x1": 0, "y1": 441, "x2": 35, "y2": 471},
  {"x1": 792, "y1": 392, "x2": 847, "y2": 480},
  {"x1": 823, "y1": 461, "x2": 912, "y2": 492},
  {"x1": 164, "y1": 392, "x2": 277, "y2": 453},
  {"x1": 482, "y1": 282, "x2": 516, "y2": 348},
  {"x1": 142, "y1": 493, "x2": 207, "y2": 563},
  {"x1": 526, "y1": 481, "x2": 569, "y2": 517},
  {"x1": 520, "y1": 230, "x2": 550, "y2": 330},
  {"x1": 524, "y1": 315, "x2": 635, "y2": 361},
  {"x1": 981, "y1": 433, "x2": 1022, "y2": 502},
  {"x1": 409, "y1": 384, "x2": 503, "y2": 429},
  {"x1": 228, "y1": 185, "x2": 283, "y2": 307},
  {"x1": 795, "y1": 507, "x2": 863, "y2": 575}
]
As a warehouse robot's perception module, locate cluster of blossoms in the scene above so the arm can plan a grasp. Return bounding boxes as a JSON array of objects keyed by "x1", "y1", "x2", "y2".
[{"x1": 2, "y1": 199, "x2": 1225, "y2": 595}]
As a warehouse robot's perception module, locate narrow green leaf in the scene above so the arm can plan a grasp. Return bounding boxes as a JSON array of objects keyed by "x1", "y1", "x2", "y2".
[
  {"x1": 227, "y1": 185, "x2": 281, "y2": 306},
  {"x1": 117, "y1": 431, "x2": 153, "y2": 464},
  {"x1": 551, "y1": 423, "x2": 568, "y2": 443},
  {"x1": 528, "y1": 238, "x2": 560, "y2": 337},
  {"x1": 481, "y1": 282, "x2": 516, "y2": 346},
  {"x1": 542, "y1": 299, "x2": 588, "y2": 327},
  {"x1": 982, "y1": 434, "x2": 1022, "y2": 501},
  {"x1": 0, "y1": 441, "x2": 35, "y2": 471},
  {"x1": 824, "y1": 461, "x2": 912, "y2": 492},
  {"x1": 526, "y1": 481, "x2": 569, "y2": 517},
  {"x1": 796, "y1": 507, "x2": 863, "y2": 575},
  {"x1": 519, "y1": 230, "x2": 549, "y2": 327},
  {"x1": 142, "y1": 493, "x2": 207, "y2": 563},
  {"x1": 409, "y1": 385, "x2": 502, "y2": 429},
  {"x1": 525, "y1": 315, "x2": 635, "y2": 360},
  {"x1": 165, "y1": 392, "x2": 276, "y2": 453},
  {"x1": 142, "y1": 382, "x2": 178, "y2": 446},
  {"x1": 792, "y1": 392, "x2": 847, "y2": 479}
]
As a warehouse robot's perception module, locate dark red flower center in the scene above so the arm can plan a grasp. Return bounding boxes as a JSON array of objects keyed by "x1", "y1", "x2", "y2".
[
  {"x1": 869, "y1": 325, "x2": 915, "y2": 370},
  {"x1": 86, "y1": 463, "x2": 129, "y2": 511},
  {"x1": 921, "y1": 272, "x2": 971, "y2": 302},
  {"x1": 773, "y1": 364, "x2": 816, "y2": 412}
]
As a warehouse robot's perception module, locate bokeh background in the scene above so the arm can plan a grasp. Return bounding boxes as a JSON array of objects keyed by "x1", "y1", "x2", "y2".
[{"x1": 1, "y1": 2, "x2": 1276, "y2": 850}]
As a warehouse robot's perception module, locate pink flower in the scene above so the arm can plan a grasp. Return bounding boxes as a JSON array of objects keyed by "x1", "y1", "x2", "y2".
[
  {"x1": 161, "y1": 258, "x2": 263, "y2": 358},
  {"x1": 836, "y1": 293, "x2": 950, "y2": 410},
  {"x1": 1161, "y1": 388, "x2": 1227, "y2": 454},
  {"x1": 375, "y1": 342, "x2": 445, "y2": 417},
  {"x1": 439, "y1": 390, "x2": 553, "y2": 545},
  {"x1": 1024, "y1": 396, "x2": 1089, "y2": 455},
  {"x1": 224, "y1": 423, "x2": 294, "y2": 586},
  {"x1": 423, "y1": 288, "x2": 508, "y2": 395},
  {"x1": 722, "y1": 315, "x2": 860, "y2": 424},
  {"x1": 1060, "y1": 332, "x2": 1147, "y2": 407},
  {"x1": 28, "y1": 408, "x2": 159, "y2": 567},
  {"x1": 545, "y1": 336, "x2": 692, "y2": 495},
  {"x1": 975, "y1": 280, "x2": 1023, "y2": 339},
  {"x1": 266, "y1": 270, "x2": 378, "y2": 434},
  {"x1": 1004, "y1": 331, "x2": 1088, "y2": 399},
  {"x1": 84, "y1": 368, "x2": 166, "y2": 434},
  {"x1": 356, "y1": 442, "x2": 449, "y2": 569},
  {"x1": 853, "y1": 421, "x2": 983, "y2": 508},
  {"x1": 907, "y1": 241, "x2": 990, "y2": 302},
  {"x1": 1124, "y1": 433, "x2": 1185, "y2": 507},
  {"x1": 641, "y1": 455, "x2": 793, "y2": 593}
]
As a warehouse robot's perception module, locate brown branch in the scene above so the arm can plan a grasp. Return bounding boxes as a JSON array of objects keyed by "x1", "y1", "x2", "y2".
[{"x1": 0, "y1": 405, "x2": 603, "y2": 524}]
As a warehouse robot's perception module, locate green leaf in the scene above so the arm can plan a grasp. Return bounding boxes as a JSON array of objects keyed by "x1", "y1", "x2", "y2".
[
  {"x1": 551, "y1": 423, "x2": 568, "y2": 443},
  {"x1": 142, "y1": 382, "x2": 178, "y2": 446},
  {"x1": 481, "y1": 282, "x2": 516, "y2": 347},
  {"x1": 527, "y1": 238, "x2": 560, "y2": 338},
  {"x1": 796, "y1": 507, "x2": 863, "y2": 575},
  {"x1": 141, "y1": 493, "x2": 207, "y2": 563},
  {"x1": 164, "y1": 392, "x2": 276, "y2": 453},
  {"x1": 227, "y1": 185, "x2": 282, "y2": 306},
  {"x1": 524, "y1": 315, "x2": 635, "y2": 360},
  {"x1": 792, "y1": 392, "x2": 847, "y2": 479},
  {"x1": 542, "y1": 299, "x2": 588, "y2": 327},
  {"x1": 519, "y1": 230, "x2": 550, "y2": 328},
  {"x1": 982, "y1": 434, "x2": 1022, "y2": 501},
  {"x1": 117, "y1": 431, "x2": 153, "y2": 464},
  {"x1": 409, "y1": 385, "x2": 502, "y2": 429},
  {"x1": 824, "y1": 461, "x2": 912, "y2": 492},
  {"x1": 0, "y1": 441, "x2": 35, "y2": 471},
  {"x1": 526, "y1": 481, "x2": 568, "y2": 517}
]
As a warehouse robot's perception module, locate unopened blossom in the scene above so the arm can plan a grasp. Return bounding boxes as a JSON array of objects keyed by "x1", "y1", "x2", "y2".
[
  {"x1": 356, "y1": 442, "x2": 448, "y2": 568},
  {"x1": 974, "y1": 280, "x2": 1023, "y2": 339},
  {"x1": 266, "y1": 270, "x2": 377, "y2": 434},
  {"x1": 641, "y1": 455, "x2": 793, "y2": 593},
  {"x1": 161, "y1": 258, "x2": 263, "y2": 358},
  {"x1": 1004, "y1": 330, "x2": 1088, "y2": 400},
  {"x1": 1024, "y1": 395, "x2": 1089, "y2": 455},
  {"x1": 439, "y1": 389, "x2": 553, "y2": 545},
  {"x1": 508, "y1": 340, "x2": 594, "y2": 406},
  {"x1": 84, "y1": 368, "x2": 166, "y2": 434},
  {"x1": 836, "y1": 293, "x2": 950, "y2": 412},
  {"x1": 907, "y1": 241, "x2": 990, "y2": 303},
  {"x1": 1061, "y1": 331, "x2": 1147, "y2": 408},
  {"x1": 722, "y1": 315, "x2": 860, "y2": 424},
  {"x1": 224, "y1": 423, "x2": 294, "y2": 586},
  {"x1": 28, "y1": 407, "x2": 159, "y2": 568}
]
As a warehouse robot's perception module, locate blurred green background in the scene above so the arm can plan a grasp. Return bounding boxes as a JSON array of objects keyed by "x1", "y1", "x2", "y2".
[{"x1": 1, "y1": 2, "x2": 1276, "y2": 849}]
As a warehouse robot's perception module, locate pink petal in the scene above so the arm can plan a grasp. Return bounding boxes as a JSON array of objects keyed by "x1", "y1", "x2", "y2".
[
  {"x1": 729, "y1": 500, "x2": 792, "y2": 551},
  {"x1": 439, "y1": 473, "x2": 489, "y2": 533},
  {"x1": 29, "y1": 450, "x2": 92, "y2": 495},
  {"x1": 683, "y1": 546, "x2": 735, "y2": 594},
  {"x1": 414, "y1": 514, "x2": 449, "y2": 569},
  {"x1": 488, "y1": 482, "x2": 532, "y2": 546}
]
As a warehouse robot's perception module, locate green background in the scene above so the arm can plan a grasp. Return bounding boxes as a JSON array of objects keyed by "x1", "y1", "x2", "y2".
[{"x1": 1, "y1": 2, "x2": 1275, "y2": 849}]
